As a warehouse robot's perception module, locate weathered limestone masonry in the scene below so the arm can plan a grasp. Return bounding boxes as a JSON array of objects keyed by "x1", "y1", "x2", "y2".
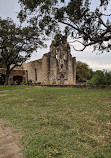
[
  {"x1": 0, "y1": 40, "x2": 76, "y2": 85},
  {"x1": 23, "y1": 41, "x2": 76, "y2": 85}
]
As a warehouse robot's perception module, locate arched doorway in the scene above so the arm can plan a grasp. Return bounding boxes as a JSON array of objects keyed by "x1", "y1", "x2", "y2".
[
  {"x1": 0, "y1": 73, "x2": 5, "y2": 85},
  {"x1": 60, "y1": 74, "x2": 64, "y2": 85},
  {"x1": 13, "y1": 75, "x2": 23, "y2": 85}
]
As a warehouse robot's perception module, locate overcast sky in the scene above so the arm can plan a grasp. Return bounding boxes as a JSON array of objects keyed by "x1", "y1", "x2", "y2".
[{"x1": 0, "y1": 0, "x2": 111, "y2": 71}]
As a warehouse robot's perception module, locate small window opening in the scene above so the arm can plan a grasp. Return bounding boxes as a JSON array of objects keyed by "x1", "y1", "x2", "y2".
[
  {"x1": 61, "y1": 64, "x2": 63, "y2": 68},
  {"x1": 35, "y1": 68, "x2": 37, "y2": 81}
]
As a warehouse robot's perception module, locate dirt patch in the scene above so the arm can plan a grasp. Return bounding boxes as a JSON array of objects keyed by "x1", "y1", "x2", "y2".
[
  {"x1": 0, "y1": 119, "x2": 24, "y2": 158},
  {"x1": 0, "y1": 94, "x2": 6, "y2": 96},
  {"x1": 0, "y1": 119, "x2": 7, "y2": 126},
  {"x1": 102, "y1": 98, "x2": 111, "y2": 103}
]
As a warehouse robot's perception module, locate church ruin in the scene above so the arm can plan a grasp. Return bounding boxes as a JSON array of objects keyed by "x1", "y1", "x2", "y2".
[{"x1": 0, "y1": 37, "x2": 76, "y2": 85}]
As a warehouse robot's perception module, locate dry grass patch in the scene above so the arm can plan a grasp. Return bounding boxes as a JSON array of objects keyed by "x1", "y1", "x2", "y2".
[
  {"x1": 102, "y1": 97, "x2": 111, "y2": 103},
  {"x1": 0, "y1": 94, "x2": 6, "y2": 96}
]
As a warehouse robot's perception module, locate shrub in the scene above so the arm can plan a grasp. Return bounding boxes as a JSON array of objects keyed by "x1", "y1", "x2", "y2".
[
  {"x1": 28, "y1": 80, "x2": 33, "y2": 85},
  {"x1": 37, "y1": 82, "x2": 41, "y2": 85},
  {"x1": 88, "y1": 70, "x2": 111, "y2": 86}
]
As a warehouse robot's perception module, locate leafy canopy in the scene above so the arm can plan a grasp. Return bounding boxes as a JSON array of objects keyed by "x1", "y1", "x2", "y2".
[
  {"x1": 18, "y1": 0, "x2": 111, "y2": 53},
  {"x1": 0, "y1": 17, "x2": 45, "y2": 85},
  {"x1": 76, "y1": 61, "x2": 93, "y2": 81},
  {"x1": 88, "y1": 70, "x2": 111, "y2": 85},
  {"x1": 0, "y1": 17, "x2": 44, "y2": 66},
  {"x1": 52, "y1": 34, "x2": 67, "y2": 47}
]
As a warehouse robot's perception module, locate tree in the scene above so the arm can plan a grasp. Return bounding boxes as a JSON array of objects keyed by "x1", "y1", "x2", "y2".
[
  {"x1": 52, "y1": 34, "x2": 67, "y2": 47},
  {"x1": 104, "y1": 71, "x2": 111, "y2": 85},
  {"x1": 0, "y1": 58, "x2": 6, "y2": 68},
  {"x1": 88, "y1": 70, "x2": 111, "y2": 85},
  {"x1": 0, "y1": 17, "x2": 45, "y2": 85},
  {"x1": 18, "y1": 0, "x2": 60, "y2": 36},
  {"x1": 18, "y1": 0, "x2": 111, "y2": 53},
  {"x1": 88, "y1": 70, "x2": 105, "y2": 85},
  {"x1": 76, "y1": 61, "x2": 93, "y2": 82}
]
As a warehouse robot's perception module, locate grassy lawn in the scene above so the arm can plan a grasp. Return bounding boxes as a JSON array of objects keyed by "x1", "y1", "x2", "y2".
[
  {"x1": 0, "y1": 85, "x2": 30, "y2": 91},
  {"x1": 0, "y1": 86, "x2": 111, "y2": 158}
]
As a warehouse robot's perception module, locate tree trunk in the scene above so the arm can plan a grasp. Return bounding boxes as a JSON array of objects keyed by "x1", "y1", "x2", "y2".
[{"x1": 4, "y1": 67, "x2": 10, "y2": 85}]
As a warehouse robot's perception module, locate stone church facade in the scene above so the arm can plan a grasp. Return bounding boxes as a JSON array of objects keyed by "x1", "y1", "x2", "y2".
[
  {"x1": 0, "y1": 40, "x2": 76, "y2": 85},
  {"x1": 23, "y1": 40, "x2": 76, "y2": 85}
]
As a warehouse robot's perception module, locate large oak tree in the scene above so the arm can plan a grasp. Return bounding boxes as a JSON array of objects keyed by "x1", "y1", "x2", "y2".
[
  {"x1": 0, "y1": 17, "x2": 45, "y2": 85},
  {"x1": 18, "y1": 0, "x2": 111, "y2": 53}
]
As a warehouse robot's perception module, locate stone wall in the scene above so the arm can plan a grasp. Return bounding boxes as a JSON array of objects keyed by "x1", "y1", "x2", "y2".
[
  {"x1": 49, "y1": 57, "x2": 58, "y2": 84},
  {"x1": 22, "y1": 41, "x2": 76, "y2": 85},
  {"x1": 41, "y1": 54, "x2": 49, "y2": 84},
  {"x1": 23, "y1": 59, "x2": 42, "y2": 83}
]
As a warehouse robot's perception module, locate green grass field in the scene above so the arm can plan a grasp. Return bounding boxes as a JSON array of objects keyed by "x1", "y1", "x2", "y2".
[{"x1": 0, "y1": 86, "x2": 111, "y2": 158}]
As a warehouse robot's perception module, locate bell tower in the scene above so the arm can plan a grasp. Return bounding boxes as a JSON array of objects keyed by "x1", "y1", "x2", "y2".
[{"x1": 49, "y1": 34, "x2": 76, "y2": 85}]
